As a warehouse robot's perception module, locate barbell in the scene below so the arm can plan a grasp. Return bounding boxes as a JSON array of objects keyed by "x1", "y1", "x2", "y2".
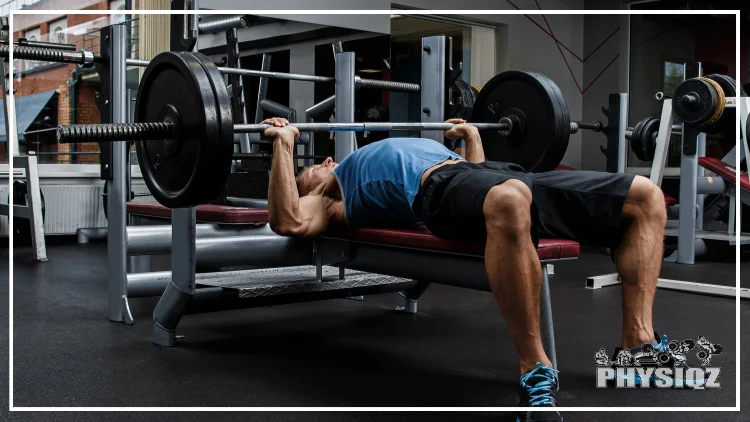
[
  {"x1": 0, "y1": 44, "x2": 420, "y2": 93},
  {"x1": 53, "y1": 51, "x2": 602, "y2": 208}
]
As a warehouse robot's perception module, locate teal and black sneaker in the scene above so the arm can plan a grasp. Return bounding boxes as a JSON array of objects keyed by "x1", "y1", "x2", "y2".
[
  {"x1": 515, "y1": 362, "x2": 563, "y2": 422},
  {"x1": 612, "y1": 333, "x2": 698, "y2": 387}
]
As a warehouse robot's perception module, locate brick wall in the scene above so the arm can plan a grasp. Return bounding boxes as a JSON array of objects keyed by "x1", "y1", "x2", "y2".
[
  {"x1": 72, "y1": 83, "x2": 102, "y2": 163},
  {"x1": 12, "y1": 1, "x2": 111, "y2": 164}
]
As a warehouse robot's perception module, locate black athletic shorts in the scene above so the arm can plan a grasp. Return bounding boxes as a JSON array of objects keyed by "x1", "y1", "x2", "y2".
[{"x1": 411, "y1": 161, "x2": 636, "y2": 249}]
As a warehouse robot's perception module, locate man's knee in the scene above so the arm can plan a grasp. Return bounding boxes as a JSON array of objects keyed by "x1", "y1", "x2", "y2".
[
  {"x1": 483, "y1": 180, "x2": 533, "y2": 235},
  {"x1": 626, "y1": 176, "x2": 667, "y2": 227}
]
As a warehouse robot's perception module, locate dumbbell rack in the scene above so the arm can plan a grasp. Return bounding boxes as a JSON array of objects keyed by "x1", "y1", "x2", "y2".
[
  {"x1": 588, "y1": 62, "x2": 750, "y2": 300},
  {"x1": 0, "y1": 31, "x2": 47, "y2": 262}
]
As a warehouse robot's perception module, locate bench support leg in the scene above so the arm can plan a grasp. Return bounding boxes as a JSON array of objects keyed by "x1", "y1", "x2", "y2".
[
  {"x1": 539, "y1": 265, "x2": 557, "y2": 370},
  {"x1": 394, "y1": 281, "x2": 431, "y2": 314},
  {"x1": 153, "y1": 207, "x2": 196, "y2": 347}
]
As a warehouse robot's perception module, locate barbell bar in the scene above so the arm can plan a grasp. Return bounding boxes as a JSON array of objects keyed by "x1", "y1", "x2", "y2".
[
  {"x1": 56, "y1": 119, "x2": 517, "y2": 143},
  {"x1": 0, "y1": 44, "x2": 95, "y2": 66},
  {"x1": 0, "y1": 44, "x2": 420, "y2": 93},
  {"x1": 128, "y1": 58, "x2": 388, "y2": 87},
  {"x1": 56, "y1": 117, "x2": 619, "y2": 145}
]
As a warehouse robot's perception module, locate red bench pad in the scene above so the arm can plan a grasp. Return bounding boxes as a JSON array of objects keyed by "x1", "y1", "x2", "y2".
[
  {"x1": 126, "y1": 203, "x2": 269, "y2": 224},
  {"x1": 327, "y1": 226, "x2": 580, "y2": 260},
  {"x1": 127, "y1": 203, "x2": 580, "y2": 259},
  {"x1": 698, "y1": 157, "x2": 749, "y2": 191},
  {"x1": 663, "y1": 193, "x2": 677, "y2": 207}
]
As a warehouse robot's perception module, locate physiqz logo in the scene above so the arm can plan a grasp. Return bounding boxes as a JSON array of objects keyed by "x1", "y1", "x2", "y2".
[{"x1": 594, "y1": 336, "x2": 723, "y2": 389}]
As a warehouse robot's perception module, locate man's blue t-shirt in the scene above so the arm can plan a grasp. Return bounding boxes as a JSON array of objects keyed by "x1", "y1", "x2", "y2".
[{"x1": 332, "y1": 138, "x2": 463, "y2": 227}]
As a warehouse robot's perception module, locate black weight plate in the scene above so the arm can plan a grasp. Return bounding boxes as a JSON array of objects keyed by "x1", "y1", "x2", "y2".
[
  {"x1": 673, "y1": 78, "x2": 717, "y2": 125},
  {"x1": 630, "y1": 118, "x2": 648, "y2": 161},
  {"x1": 531, "y1": 72, "x2": 570, "y2": 171},
  {"x1": 365, "y1": 104, "x2": 389, "y2": 122},
  {"x1": 641, "y1": 117, "x2": 660, "y2": 161},
  {"x1": 192, "y1": 52, "x2": 235, "y2": 205},
  {"x1": 449, "y1": 79, "x2": 477, "y2": 121},
  {"x1": 471, "y1": 71, "x2": 569, "y2": 172},
  {"x1": 136, "y1": 51, "x2": 217, "y2": 208}
]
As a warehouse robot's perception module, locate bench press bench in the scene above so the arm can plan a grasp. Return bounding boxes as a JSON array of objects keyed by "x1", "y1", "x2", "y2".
[
  {"x1": 698, "y1": 156, "x2": 750, "y2": 205},
  {"x1": 126, "y1": 202, "x2": 580, "y2": 366}
]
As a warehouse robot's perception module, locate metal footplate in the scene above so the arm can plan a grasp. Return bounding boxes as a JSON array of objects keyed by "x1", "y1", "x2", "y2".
[
  {"x1": 196, "y1": 266, "x2": 415, "y2": 299},
  {"x1": 664, "y1": 228, "x2": 750, "y2": 245}
]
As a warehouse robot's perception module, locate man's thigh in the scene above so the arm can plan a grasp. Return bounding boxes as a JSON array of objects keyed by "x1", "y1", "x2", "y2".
[
  {"x1": 419, "y1": 161, "x2": 537, "y2": 243},
  {"x1": 530, "y1": 170, "x2": 636, "y2": 248}
]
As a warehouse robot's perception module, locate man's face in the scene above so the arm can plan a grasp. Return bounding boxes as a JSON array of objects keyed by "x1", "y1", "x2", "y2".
[{"x1": 299, "y1": 157, "x2": 337, "y2": 195}]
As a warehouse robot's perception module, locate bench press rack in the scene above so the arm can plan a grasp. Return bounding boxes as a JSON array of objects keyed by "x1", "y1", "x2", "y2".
[
  {"x1": 86, "y1": 23, "x2": 579, "y2": 370},
  {"x1": 587, "y1": 62, "x2": 750, "y2": 300},
  {"x1": 31, "y1": 7, "x2": 580, "y2": 370}
]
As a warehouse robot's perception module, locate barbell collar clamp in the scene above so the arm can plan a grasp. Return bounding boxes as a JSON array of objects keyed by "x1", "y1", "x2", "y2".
[
  {"x1": 681, "y1": 93, "x2": 699, "y2": 106},
  {"x1": 569, "y1": 120, "x2": 603, "y2": 134}
]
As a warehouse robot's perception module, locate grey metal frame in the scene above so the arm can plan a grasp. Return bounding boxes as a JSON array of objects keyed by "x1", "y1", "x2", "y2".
[
  {"x1": 586, "y1": 274, "x2": 749, "y2": 300},
  {"x1": 228, "y1": 27, "x2": 252, "y2": 155},
  {"x1": 334, "y1": 52, "x2": 356, "y2": 162},
  {"x1": 152, "y1": 207, "x2": 196, "y2": 346},
  {"x1": 107, "y1": 24, "x2": 130, "y2": 323},
  {"x1": 420, "y1": 36, "x2": 446, "y2": 142}
]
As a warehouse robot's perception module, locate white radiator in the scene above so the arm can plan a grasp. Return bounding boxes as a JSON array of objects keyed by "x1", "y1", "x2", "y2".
[{"x1": 0, "y1": 182, "x2": 154, "y2": 236}]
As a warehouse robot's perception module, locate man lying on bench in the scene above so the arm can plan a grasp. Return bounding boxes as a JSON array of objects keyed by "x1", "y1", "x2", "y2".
[{"x1": 263, "y1": 117, "x2": 668, "y2": 421}]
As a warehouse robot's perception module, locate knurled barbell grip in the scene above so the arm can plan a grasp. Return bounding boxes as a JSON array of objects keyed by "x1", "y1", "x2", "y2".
[
  {"x1": 354, "y1": 76, "x2": 421, "y2": 93},
  {"x1": 0, "y1": 44, "x2": 94, "y2": 65},
  {"x1": 56, "y1": 123, "x2": 177, "y2": 143}
]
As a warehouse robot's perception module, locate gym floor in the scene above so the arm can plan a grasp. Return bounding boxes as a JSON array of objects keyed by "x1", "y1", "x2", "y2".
[{"x1": 2, "y1": 241, "x2": 748, "y2": 421}]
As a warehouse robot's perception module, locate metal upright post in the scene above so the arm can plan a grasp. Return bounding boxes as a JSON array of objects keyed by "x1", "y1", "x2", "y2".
[
  {"x1": 649, "y1": 100, "x2": 676, "y2": 187},
  {"x1": 251, "y1": 53, "x2": 271, "y2": 154},
  {"x1": 420, "y1": 36, "x2": 446, "y2": 142},
  {"x1": 23, "y1": 152, "x2": 47, "y2": 261},
  {"x1": 671, "y1": 63, "x2": 702, "y2": 265},
  {"x1": 226, "y1": 27, "x2": 251, "y2": 154},
  {"x1": 539, "y1": 266, "x2": 557, "y2": 370},
  {"x1": 696, "y1": 132, "x2": 706, "y2": 231},
  {"x1": 107, "y1": 24, "x2": 130, "y2": 322},
  {"x1": 334, "y1": 52, "x2": 355, "y2": 162},
  {"x1": 616, "y1": 94, "x2": 629, "y2": 173}
]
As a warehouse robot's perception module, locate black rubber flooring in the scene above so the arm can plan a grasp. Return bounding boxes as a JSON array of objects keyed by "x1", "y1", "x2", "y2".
[{"x1": 3, "y1": 241, "x2": 749, "y2": 421}]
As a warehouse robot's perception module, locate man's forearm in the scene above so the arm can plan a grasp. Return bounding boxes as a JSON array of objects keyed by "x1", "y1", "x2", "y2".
[
  {"x1": 268, "y1": 137, "x2": 302, "y2": 231},
  {"x1": 463, "y1": 130, "x2": 485, "y2": 163}
]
